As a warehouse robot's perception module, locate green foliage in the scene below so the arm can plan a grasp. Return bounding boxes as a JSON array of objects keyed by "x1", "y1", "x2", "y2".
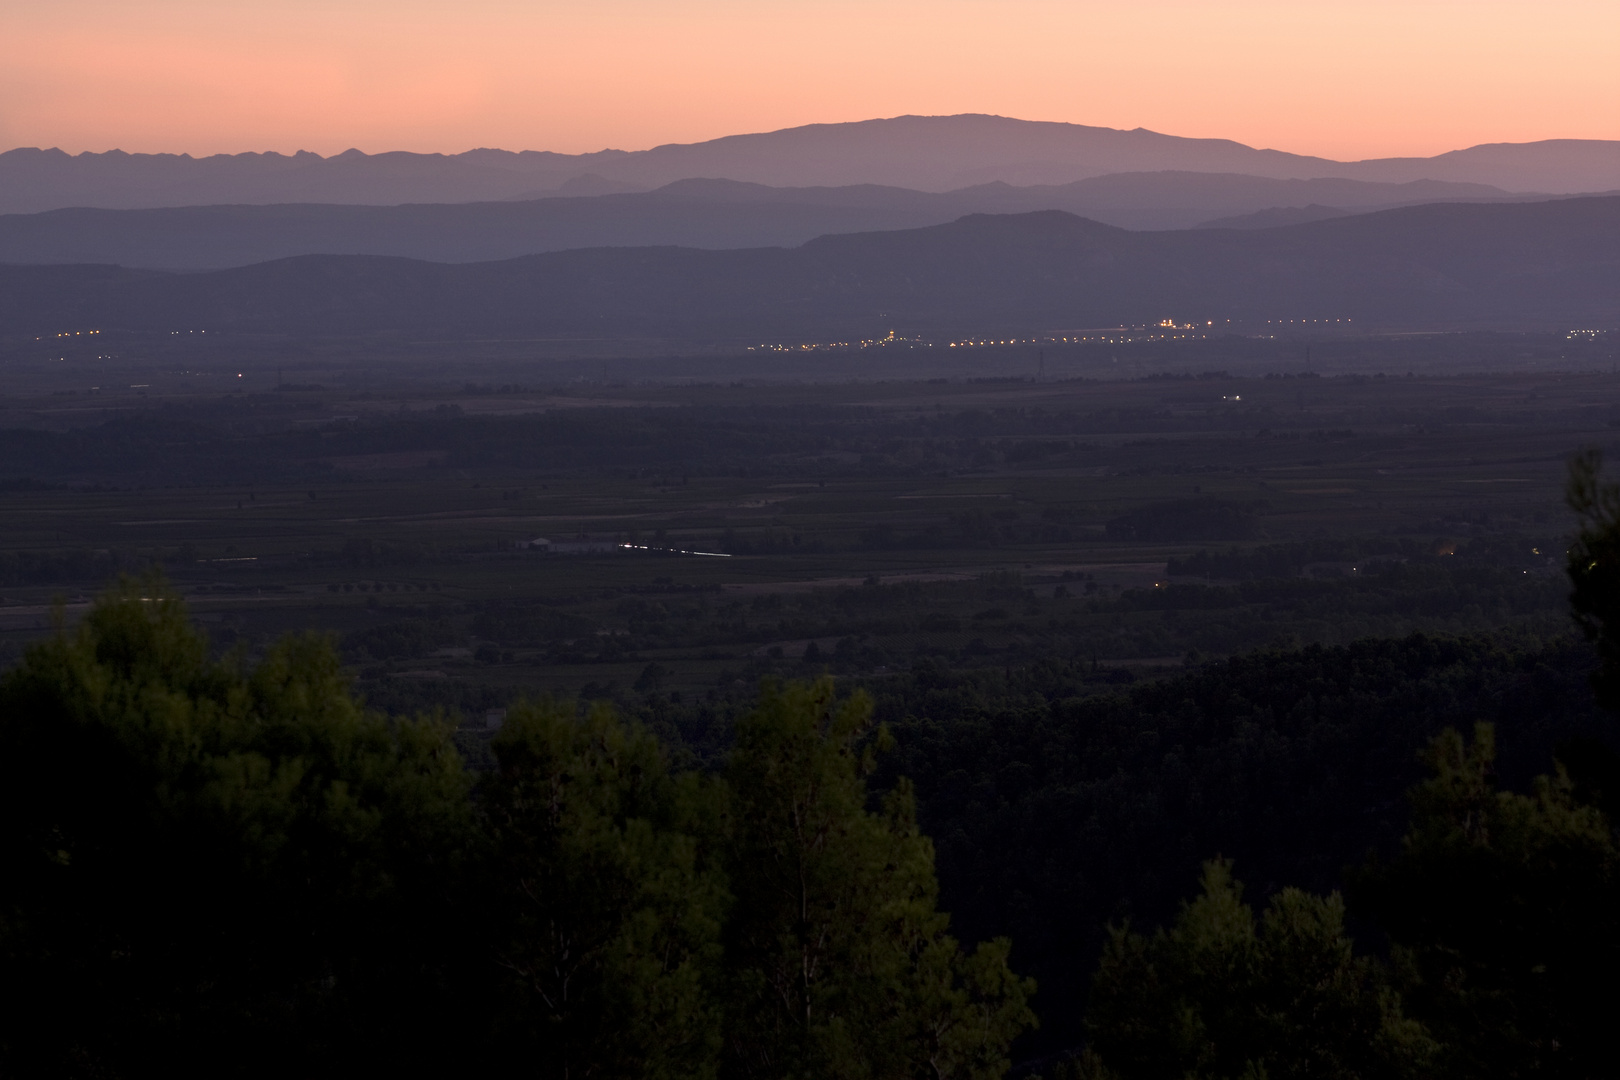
[
  {"x1": 483, "y1": 699, "x2": 727, "y2": 1079},
  {"x1": 722, "y1": 679, "x2": 1035, "y2": 1080},
  {"x1": 470, "y1": 601, "x2": 596, "y2": 648},
  {"x1": 1567, "y1": 447, "x2": 1620, "y2": 710},
  {"x1": 1086, "y1": 861, "x2": 1435, "y2": 1080},
  {"x1": 0, "y1": 575, "x2": 476, "y2": 1075},
  {"x1": 340, "y1": 614, "x2": 459, "y2": 661},
  {"x1": 1353, "y1": 724, "x2": 1620, "y2": 1079},
  {"x1": 0, "y1": 584, "x2": 1036, "y2": 1077},
  {"x1": 870, "y1": 634, "x2": 1608, "y2": 1055}
]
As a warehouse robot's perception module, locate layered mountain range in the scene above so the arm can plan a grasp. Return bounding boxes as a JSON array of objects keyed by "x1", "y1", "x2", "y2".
[
  {"x1": 4, "y1": 115, "x2": 1616, "y2": 215},
  {"x1": 4, "y1": 198, "x2": 1614, "y2": 343},
  {"x1": 3, "y1": 116, "x2": 1613, "y2": 343},
  {"x1": 0, "y1": 172, "x2": 1577, "y2": 271}
]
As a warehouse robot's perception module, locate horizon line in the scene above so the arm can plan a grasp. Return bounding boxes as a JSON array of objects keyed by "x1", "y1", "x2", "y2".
[{"x1": 4, "y1": 113, "x2": 1616, "y2": 164}]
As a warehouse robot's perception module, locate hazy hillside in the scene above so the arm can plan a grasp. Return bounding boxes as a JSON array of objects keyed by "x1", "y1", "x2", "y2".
[
  {"x1": 1197, "y1": 205, "x2": 1354, "y2": 229},
  {"x1": 2, "y1": 115, "x2": 1615, "y2": 214},
  {"x1": 0, "y1": 173, "x2": 1543, "y2": 270},
  {"x1": 1, "y1": 198, "x2": 1614, "y2": 342}
]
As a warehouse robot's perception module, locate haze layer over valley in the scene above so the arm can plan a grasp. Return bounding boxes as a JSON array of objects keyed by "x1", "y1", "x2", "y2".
[{"x1": 0, "y1": 173, "x2": 1580, "y2": 271}]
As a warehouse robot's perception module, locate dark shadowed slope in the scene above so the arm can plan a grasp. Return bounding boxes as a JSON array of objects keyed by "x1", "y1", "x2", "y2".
[
  {"x1": 2, "y1": 115, "x2": 1615, "y2": 213},
  {"x1": 1196, "y1": 205, "x2": 1355, "y2": 229},
  {"x1": 0, "y1": 174, "x2": 1548, "y2": 270},
  {"x1": 1, "y1": 198, "x2": 1614, "y2": 343}
]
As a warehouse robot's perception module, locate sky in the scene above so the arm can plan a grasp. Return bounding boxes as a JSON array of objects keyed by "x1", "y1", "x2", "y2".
[{"x1": 2, "y1": 0, "x2": 1615, "y2": 161}]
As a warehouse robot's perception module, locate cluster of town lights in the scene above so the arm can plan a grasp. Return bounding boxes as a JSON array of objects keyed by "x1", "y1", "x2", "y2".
[
  {"x1": 618, "y1": 542, "x2": 732, "y2": 558},
  {"x1": 752, "y1": 321, "x2": 1241, "y2": 352},
  {"x1": 745, "y1": 316, "x2": 1385, "y2": 354},
  {"x1": 750, "y1": 330, "x2": 920, "y2": 352}
]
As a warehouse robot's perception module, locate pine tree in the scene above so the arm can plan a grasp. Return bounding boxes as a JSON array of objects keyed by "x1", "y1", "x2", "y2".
[
  {"x1": 1086, "y1": 860, "x2": 1434, "y2": 1080},
  {"x1": 0, "y1": 577, "x2": 475, "y2": 1076},
  {"x1": 483, "y1": 699, "x2": 727, "y2": 1079},
  {"x1": 720, "y1": 678, "x2": 1035, "y2": 1080},
  {"x1": 1566, "y1": 447, "x2": 1620, "y2": 709},
  {"x1": 1353, "y1": 724, "x2": 1620, "y2": 1078}
]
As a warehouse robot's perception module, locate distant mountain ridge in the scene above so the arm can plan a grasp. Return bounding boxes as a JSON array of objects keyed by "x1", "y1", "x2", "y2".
[
  {"x1": 2, "y1": 198, "x2": 1613, "y2": 342},
  {"x1": 0, "y1": 172, "x2": 1576, "y2": 270},
  {"x1": 1, "y1": 115, "x2": 1615, "y2": 214},
  {"x1": 1197, "y1": 205, "x2": 1356, "y2": 229}
]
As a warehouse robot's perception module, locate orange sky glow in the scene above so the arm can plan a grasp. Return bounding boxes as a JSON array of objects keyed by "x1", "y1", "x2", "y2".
[{"x1": 2, "y1": 0, "x2": 1615, "y2": 161}]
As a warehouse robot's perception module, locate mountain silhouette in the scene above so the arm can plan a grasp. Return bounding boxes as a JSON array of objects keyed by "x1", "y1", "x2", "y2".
[
  {"x1": 2, "y1": 198, "x2": 1613, "y2": 343},
  {"x1": 0, "y1": 173, "x2": 1570, "y2": 270},
  {"x1": 2, "y1": 115, "x2": 1615, "y2": 214}
]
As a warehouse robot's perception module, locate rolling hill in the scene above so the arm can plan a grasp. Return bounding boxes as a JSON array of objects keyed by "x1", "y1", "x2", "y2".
[
  {"x1": 0, "y1": 174, "x2": 1555, "y2": 270},
  {"x1": 2, "y1": 197, "x2": 1614, "y2": 344}
]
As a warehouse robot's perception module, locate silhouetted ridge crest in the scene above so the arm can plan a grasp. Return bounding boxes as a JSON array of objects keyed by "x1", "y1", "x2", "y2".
[{"x1": 2, "y1": 115, "x2": 1615, "y2": 216}]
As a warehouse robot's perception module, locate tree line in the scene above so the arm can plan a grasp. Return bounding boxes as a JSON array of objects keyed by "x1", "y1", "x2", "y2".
[
  {"x1": 1060, "y1": 449, "x2": 1620, "y2": 1078},
  {"x1": 5, "y1": 452, "x2": 1620, "y2": 1077},
  {"x1": 1074, "y1": 718, "x2": 1618, "y2": 1079},
  {"x1": 0, "y1": 583, "x2": 1031, "y2": 1078}
]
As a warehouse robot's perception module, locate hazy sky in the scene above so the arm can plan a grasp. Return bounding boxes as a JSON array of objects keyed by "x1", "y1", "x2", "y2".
[{"x1": 3, "y1": 0, "x2": 1615, "y2": 160}]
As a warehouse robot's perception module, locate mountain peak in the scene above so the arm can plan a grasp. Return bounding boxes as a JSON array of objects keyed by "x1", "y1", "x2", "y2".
[{"x1": 1, "y1": 117, "x2": 1614, "y2": 214}]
